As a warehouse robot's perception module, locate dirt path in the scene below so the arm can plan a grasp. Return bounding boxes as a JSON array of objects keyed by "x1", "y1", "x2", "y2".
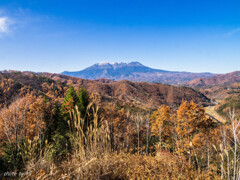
[{"x1": 205, "y1": 106, "x2": 226, "y2": 123}]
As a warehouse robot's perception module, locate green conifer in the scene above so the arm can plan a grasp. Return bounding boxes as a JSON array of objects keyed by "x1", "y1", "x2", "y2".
[
  {"x1": 78, "y1": 86, "x2": 89, "y2": 117},
  {"x1": 61, "y1": 86, "x2": 79, "y2": 115}
]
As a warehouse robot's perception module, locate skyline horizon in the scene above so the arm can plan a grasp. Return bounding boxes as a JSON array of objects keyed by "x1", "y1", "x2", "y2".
[
  {"x1": 0, "y1": 0, "x2": 240, "y2": 74},
  {"x1": 1, "y1": 60, "x2": 238, "y2": 75}
]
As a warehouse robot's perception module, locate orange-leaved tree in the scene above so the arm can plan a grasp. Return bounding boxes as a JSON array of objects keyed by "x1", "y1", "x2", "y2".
[
  {"x1": 151, "y1": 105, "x2": 174, "y2": 151},
  {"x1": 176, "y1": 101, "x2": 218, "y2": 169}
]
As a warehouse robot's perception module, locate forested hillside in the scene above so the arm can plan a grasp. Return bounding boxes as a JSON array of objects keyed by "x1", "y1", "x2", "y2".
[
  {"x1": 0, "y1": 71, "x2": 239, "y2": 179},
  {"x1": 0, "y1": 71, "x2": 211, "y2": 108},
  {"x1": 189, "y1": 71, "x2": 240, "y2": 117},
  {"x1": 43, "y1": 72, "x2": 211, "y2": 108}
]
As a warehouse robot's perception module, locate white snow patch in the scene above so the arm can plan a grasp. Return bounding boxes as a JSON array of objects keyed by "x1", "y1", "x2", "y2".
[{"x1": 98, "y1": 62, "x2": 114, "y2": 65}]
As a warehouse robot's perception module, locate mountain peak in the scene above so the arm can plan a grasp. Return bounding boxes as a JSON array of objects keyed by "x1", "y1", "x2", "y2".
[
  {"x1": 95, "y1": 61, "x2": 144, "y2": 67},
  {"x1": 62, "y1": 61, "x2": 216, "y2": 84},
  {"x1": 128, "y1": 61, "x2": 144, "y2": 66},
  {"x1": 97, "y1": 62, "x2": 114, "y2": 65}
]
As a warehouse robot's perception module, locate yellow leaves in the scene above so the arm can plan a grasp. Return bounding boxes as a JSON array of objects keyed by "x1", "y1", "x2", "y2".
[
  {"x1": 0, "y1": 94, "x2": 50, "y2": 143},
  {"x1": 151, "y1": 101, "x2": 219, "y2": 157},
  {"x1": 151, "y1": 105, "x2": 174, "y2": 146}
]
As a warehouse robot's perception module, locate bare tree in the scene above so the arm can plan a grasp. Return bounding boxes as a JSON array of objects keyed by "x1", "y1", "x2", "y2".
[
  {"x1": 134, "y1": 113, "x2": 143, "y2": 155},
  {"x1": 145, "y1": 112, "x2": 151, "y2": 155},
  {"x1": 228, "y1": 109, "x2": 240, "y2": 180}
]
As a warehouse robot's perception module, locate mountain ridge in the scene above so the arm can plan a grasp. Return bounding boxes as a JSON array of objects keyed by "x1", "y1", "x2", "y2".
[
  {"x1": 43, "y1": 72, "x2": 212, "y2": 108},
  {"x1": 62, "y1": 61, "x2": 216, "y2": 85},
  {"x1": 188, "y1": 71, "x2": 240, "y2": 87},
  {"x1": 0, "y1": 71, "x2": 212, "y2": 109}
]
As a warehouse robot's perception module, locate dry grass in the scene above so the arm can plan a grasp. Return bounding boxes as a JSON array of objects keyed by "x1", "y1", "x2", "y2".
[
  {"x1": 22, "y1": 104, "x2": 219, "y2": 179},
  {"x1": 24, "y1": 152, "x2": 197, "y2": 180}
]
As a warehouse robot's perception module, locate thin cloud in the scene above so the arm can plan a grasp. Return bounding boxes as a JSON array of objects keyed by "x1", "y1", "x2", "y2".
[
  {"x1": 225, "y1": 28, "x2": 240, "y2": 37},
  {"x1": 0, "y1": 17, "x2": 10, "y2": 33},
  {"x1": 0, "y1": 7, "x2": 49, "y2": 38}
]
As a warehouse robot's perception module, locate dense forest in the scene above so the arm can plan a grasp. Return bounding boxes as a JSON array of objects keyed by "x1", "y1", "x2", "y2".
[{"x1": 0, "y1": 71, "x2": 240, "y2": 179}]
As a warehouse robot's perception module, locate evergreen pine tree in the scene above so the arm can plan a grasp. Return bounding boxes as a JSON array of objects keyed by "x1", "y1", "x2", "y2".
[
  {"x1": 46, "y1": 102, "x2": 69, "y2": 160},
  {"x1": 52, "y1": 102, "x2": 67, "y2": 135},
  {"x1": 61, "y1": 86, "x2": 79, "y2": 115},
  {"x1": 78, "y1": 86, "x2": 89, "y2": 117}
]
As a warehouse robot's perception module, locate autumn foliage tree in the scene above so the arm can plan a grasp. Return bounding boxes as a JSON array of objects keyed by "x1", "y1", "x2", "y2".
[
  {"x1": 0, "y1": 93, "x2": 51, "y2": 170},
  {"x1": 1, "y1": 71, "x2": 237, "y2": 179},
  {"x1": 151, "y1": 105, "x2": 174, "y2": 151},
  {"x1": 150, "y1": 101, "x2": 219, "y2": 173}
]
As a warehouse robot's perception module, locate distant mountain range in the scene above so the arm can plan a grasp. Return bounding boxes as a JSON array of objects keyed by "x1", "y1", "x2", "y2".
[
  {"x1": 62, "y1": 61, "x2": 216, "y2": 85},
  {"x1": 188, "y1": 71, "x2": 240, "y2": 101},
  {"x1": 188, "y1": 71, "x2": 240, "y2": 87}
]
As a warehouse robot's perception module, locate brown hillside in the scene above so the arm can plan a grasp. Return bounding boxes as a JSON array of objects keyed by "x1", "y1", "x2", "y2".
[
  {"x1": 43, "y1": 73, "x2": 211, "y2": 108},
  {"x1": 0, "y1": 71, "x2": 211, "y2": 109},
  {"x1": 0, "y1": 71, "x2": 67, "y2": 106},
  {"x1": 188, "y1": 71, "x2": 240, "y2": 117},
  {"x1": 188, "y1": 71, "x2": 240, "y2": 87}
]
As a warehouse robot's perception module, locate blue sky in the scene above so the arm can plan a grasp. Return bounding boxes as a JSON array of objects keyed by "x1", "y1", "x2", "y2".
[{"x1": 0, "y1": 0, "x2": 239, "y2": 74}]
